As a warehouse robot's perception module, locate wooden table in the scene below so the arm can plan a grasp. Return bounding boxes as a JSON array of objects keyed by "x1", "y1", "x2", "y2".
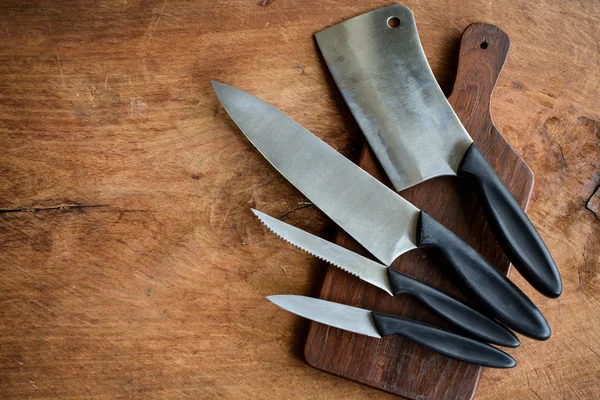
[{"x1": 1, "y1": 1, "x2": 598, "y2": 398}]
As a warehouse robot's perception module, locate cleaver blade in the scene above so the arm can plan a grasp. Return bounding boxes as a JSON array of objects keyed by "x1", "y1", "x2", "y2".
[{"x1": 315, "y1": 4, "x2": 562, "y2": 298}]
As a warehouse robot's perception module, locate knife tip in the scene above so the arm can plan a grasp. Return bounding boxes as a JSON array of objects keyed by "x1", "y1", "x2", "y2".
[
  {"x1": 210, "y1": 80, "x2": 224, "y2": 92},
  {"x1": 267, "y1": 294, "x2": 295, "y2": 303},
  {"x1": 266, "y1": 295, "x2": 285, "y2": 306},
  {"x1": 211, "y1": 80, "x2": 233, "y2": 98}
]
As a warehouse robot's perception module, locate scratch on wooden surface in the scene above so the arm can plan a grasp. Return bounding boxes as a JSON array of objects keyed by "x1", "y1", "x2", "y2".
[
  {"x1": 577, "y1": 258, "x2": 583, "y2": 289},
  {"x1": 129, "y1": 97, "x2": 148, "y2": 118},
  {"x1": 293, "y1": 64, "x2": 305, "y2": 74},
  {"x1": 528, "y1": 387, "x2": 544, "y2": 400},
  {"x1": 55, "y1": 51, "x2": 66, "y2": 89},
  {"x1": 576, "y1": 336, "x2": 600, "y2": 359},
  {"x1": 104, "y1": 75, "x2": 108, "y2": 90},
  {"x1": 87, "y1": 86, "x2": 96, "y2": 106},
  {"x1": 217, "y1": 179, "x2": 276, "y2": 200},
  {"x1": 0, "y1": 203, "x2": 107, "y2": 214},
  {"x1": 40, "y1": 0, "x2": 53, "y2": 35},
  {"x1": 219, "y1": 206, "x2": 231, "y2": 229},
  {"x1": 49, "y1": 386, "x2": 61, "y2": 399},
  {"x1": 557, "y1": 143, "x2": 567, "y2": 170},
  {"x1": 143, "y1": 1, "x2": 167, "y2": 50},
  {"x1": 539, "y1": 116, "x2": 569, "y2": 171},
  {"x1": 278, "y1": 203, "x2": 313, "y2": 220}
]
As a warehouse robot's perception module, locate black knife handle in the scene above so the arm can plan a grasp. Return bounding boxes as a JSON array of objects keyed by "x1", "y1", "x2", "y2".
[
  {"x1": 459, "y1": 143, "x2": 562, "y2": 298},
  {"x1": 417, "y1": 212, "x2": 550, "y2": 340},
  {"x1": 387, "y1": 269, "x2": 520, "y2": 347},
  {"x1": 371, "y1": 311, "x2": 516, "y2": 368}
]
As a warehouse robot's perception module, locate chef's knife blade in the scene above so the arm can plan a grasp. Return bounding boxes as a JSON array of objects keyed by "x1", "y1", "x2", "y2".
[
  {"x1": 268, "y1": 295, "x2": 516, "y2": 368},
  {"x1": 211, "y1": 81, "x2": 550, "y2": 340},
  {"x1": 315, "y1": 4, "x2": 562, "y2": 298},
  {"x1": 253, "y1": 209, "x2": 520, "y2": 347},
  {"x1": 212, "y1": 80, "x2": 419, "y2": 265}
]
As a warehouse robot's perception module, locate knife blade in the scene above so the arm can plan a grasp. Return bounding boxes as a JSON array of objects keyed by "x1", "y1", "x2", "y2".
[
  {"x1": 315, "y1": 4, "x2": 561, "y2": 298},
  {"x1": 253, "y1": 208, "x2": 520, "y2": 347},
  {"x1": 268, "y1": 295, "x2": 516, "y2": 368},
  {"x1": 211, "y1": 81, "x2": 550, "y2": 340}
]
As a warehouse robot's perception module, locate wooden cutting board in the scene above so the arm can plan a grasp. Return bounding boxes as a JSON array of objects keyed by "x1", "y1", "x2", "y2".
[{"x1": 304, "y1": 23, "x2": 534, "y2": 400}]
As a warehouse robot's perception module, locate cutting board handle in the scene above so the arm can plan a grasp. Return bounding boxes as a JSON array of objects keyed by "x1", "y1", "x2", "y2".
[{"x1": 449, "y1": 23, "x2": 510, "y2": 131}]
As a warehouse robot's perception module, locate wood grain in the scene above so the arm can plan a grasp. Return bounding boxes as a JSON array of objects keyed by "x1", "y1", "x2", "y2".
[
  {"x1": 305, "y1": 22, "x2": 531, "y2": 400},
  {"x1": 0, "y1": 1, "x2": 599, "y2": 399}
]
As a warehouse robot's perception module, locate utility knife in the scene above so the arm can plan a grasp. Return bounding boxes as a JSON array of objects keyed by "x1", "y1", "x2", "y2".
[
  {"x1": 268, "y1": 295, "x2": 516, "y2": 368},
  {"x1": 253, "y1": 209, "x2": 520, "y2": 347}
]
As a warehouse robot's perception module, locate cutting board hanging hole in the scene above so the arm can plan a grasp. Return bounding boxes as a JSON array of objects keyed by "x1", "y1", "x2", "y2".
[
  {"x1": 480, "y1": 39, "x2": 489, "y2": 49},
  {"x1": 387, "y1": 16, "x2": 401, "y2": 28}
]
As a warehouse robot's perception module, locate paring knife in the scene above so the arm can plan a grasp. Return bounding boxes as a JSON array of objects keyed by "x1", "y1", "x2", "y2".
[
  {"x1": 211, "y1": 81, "x2": 550, "y2": 340},
  {"x1": 268, "y1": 295, "x2": 516, "y2": 368},
  {"x1": 252, "y1": 209, "x2": 520, "y2": 348},
  {"x1": 315, "y1": 4, "x2": 562, "y2": 298}
]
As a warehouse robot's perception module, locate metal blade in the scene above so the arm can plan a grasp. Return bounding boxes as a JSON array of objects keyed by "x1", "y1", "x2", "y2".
[
  {"x1": 252, "y1": 209, "x2": 393, "y2": 295},
  {"x1": 212, "y1": 81, "x2": 419, "y2": 265},
  {"x1": 267, "y1": 295, "x2": 382, "y2": 338},
  {"x1": 315, "y1": 4, "x2": 473, "y2": 192}
]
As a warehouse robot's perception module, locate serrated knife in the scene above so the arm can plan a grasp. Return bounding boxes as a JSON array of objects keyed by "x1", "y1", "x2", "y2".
[
  {"x1": 315, "y1": 4, "x2": 561, "y2": 298},
  {"x1": 268, "y1": 295, "x2": 516, "y2": 368},
  {"x1": 252, "y1": 209, "x2": 519, "y2": 347},
  {"x1": 211, "y1": 81, "x2": 550, "y2": 340}
]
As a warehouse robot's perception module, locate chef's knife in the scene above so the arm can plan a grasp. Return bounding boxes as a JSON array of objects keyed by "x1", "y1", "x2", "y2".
[
  {"x1": 253, "y1": 209, "x2": 520, "y2": 347},
  {"x1": 268, "y1": 295, "x2": 516, "y2": 368},
  {"x1": 315, "y1": 4, "x2": 561, "y2": 298},
  {"x1": 211, "y1": 81, "x2": 550, "y2": 340}
]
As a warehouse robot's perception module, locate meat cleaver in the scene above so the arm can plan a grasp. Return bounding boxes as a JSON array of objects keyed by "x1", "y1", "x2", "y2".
[{"x1": 315, "y1": 4, "x2": 562, "y2": 298}]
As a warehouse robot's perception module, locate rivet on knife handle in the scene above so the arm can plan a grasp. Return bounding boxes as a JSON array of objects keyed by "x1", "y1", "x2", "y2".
[
  {"x1": 418, "y1": 212, "x2": 551, "y2": 340},
  {"x1": 459, "y1": 143, "x2": 562, "y2": 298}
]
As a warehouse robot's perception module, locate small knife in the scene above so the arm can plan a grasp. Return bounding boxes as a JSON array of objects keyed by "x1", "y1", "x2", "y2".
[
  {"x1": 268, "y1": 295, "x2": 516, "y2": 368},
  {"x1": 212, "y1": 81, "x2": 550, "y2": 340},
  {"x1": 253, "y1": 209, "x2": 520, "y2": 347},
  {"x1": 315, "y1": 4, "x2": 561, "y2": 298}
]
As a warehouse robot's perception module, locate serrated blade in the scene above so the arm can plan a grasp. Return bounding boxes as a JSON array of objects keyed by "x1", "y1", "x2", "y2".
[
  {"x1": 252, "y1": 209, "x2": 393, "y2": 295},
  {"x1": 315, "y1": 4, "x2": 473, "y2": 191},
  {"x1": 212, "y1": 81, "x2": 419, "y2": 266},
  {"x1": 267, "y1": 295, "x2": 382, "y2": 338}
]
